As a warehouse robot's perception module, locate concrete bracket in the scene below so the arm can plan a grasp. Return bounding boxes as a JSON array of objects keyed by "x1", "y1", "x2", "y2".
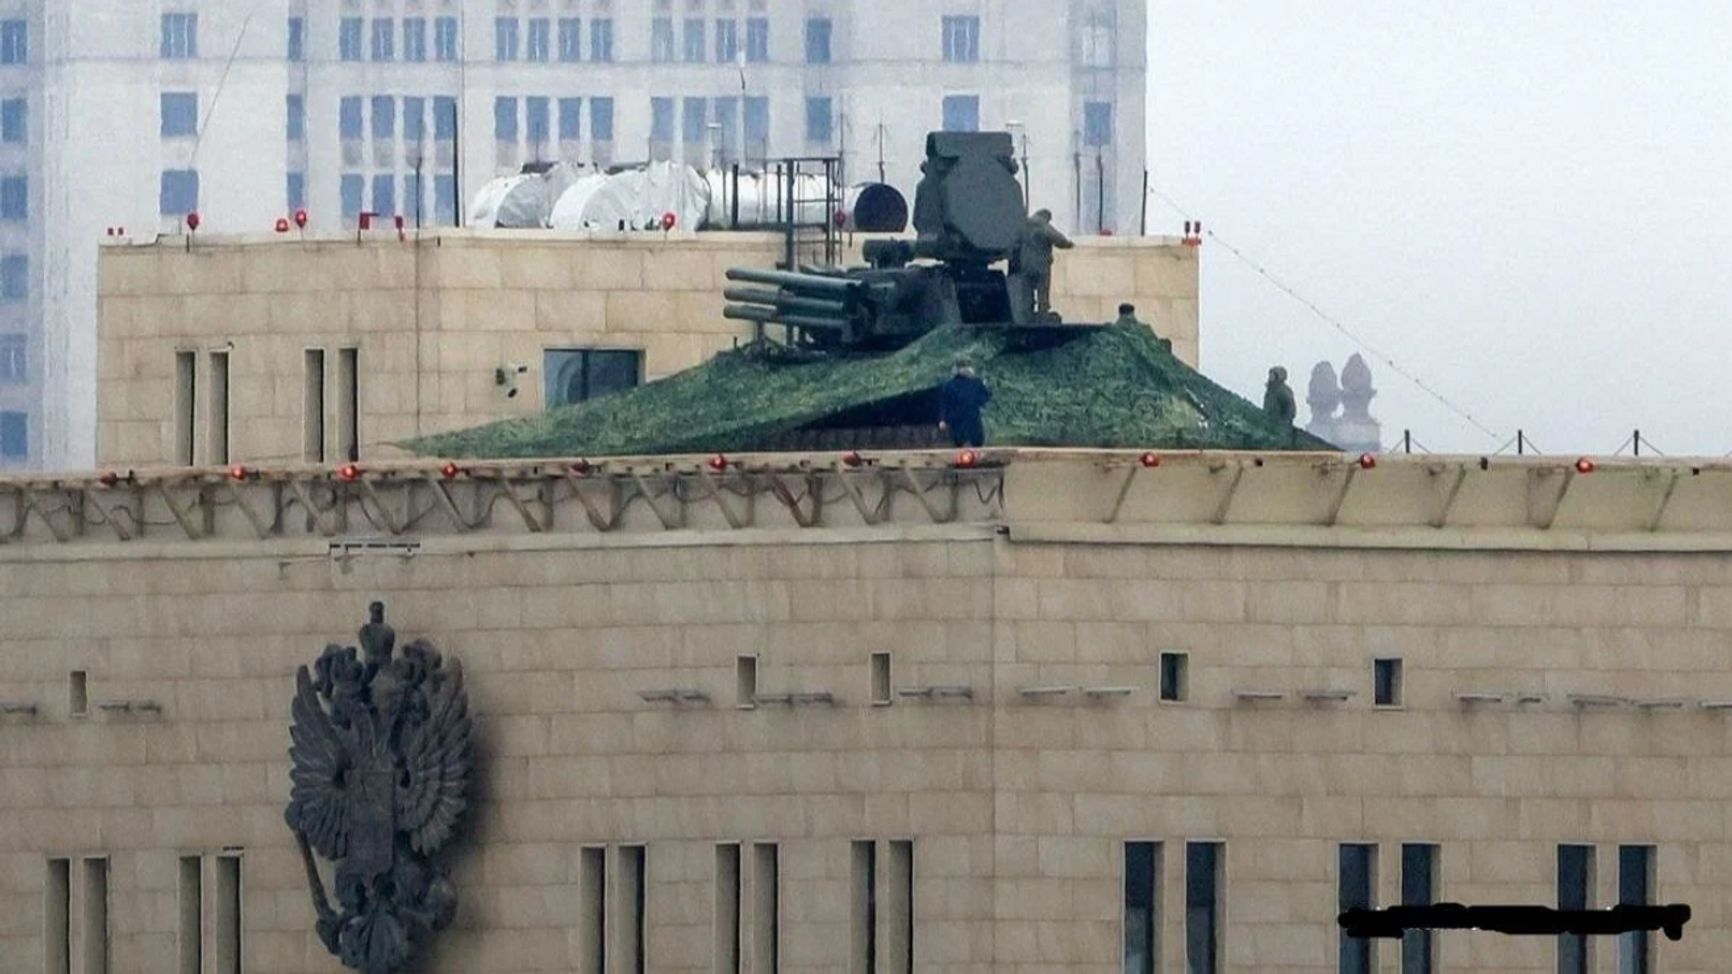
[
  {"x1": 82, "y1": 489, "x2": 135, "y2": 542},
  {"x1": 222, "y1": 480, "x2": 273, "y2": 540},
  {"x1": 1648, "y1": 471, "x2": 1681, "y2": 532},
  {"x1": 1210, "y1": 464, "x2": 1246, "y2": 525},
  {"x1": 765, "y1": 474, "x2": 823, "y2": 529},
  {"x1": 285, "y1": 480, "x2": 336, "y2": 537},
  {"x1": 356, "y1": 479, "x2": 405, "y2": 536},
  {"x1": 154, "y1": 482, "x2": 203, "y2": 541},
  {"x1": 566, "y1": 474, "x2": 627, "y2": 532},
  {"x1": 1432, "y1": 466, "x2": 1468, "y2": 529},
  {"x1": 837, "y1": 469, "x2": 891, "y2": 525},
  {"x1": 1103, "y1": 466, "x2": 1140, "y2": 524},
  {"x1": 694, "y1": 471, "x2": 752, "y2": 529},
  {"x1": 1324, "y1": 466, "x2": 1358, "y2": 527},
  {"x1": 898, "y1": 467, "x2": 957, "y2": 524},
  {"x1": 482, "y1": 475, "x2": 546, "y2": 533},
  {"x1": 629, "y1": 472, "x2": 686, "y2": 530},
  {"x1": 1535, "y1": 469, "x2": 1576, "y2": 531}
]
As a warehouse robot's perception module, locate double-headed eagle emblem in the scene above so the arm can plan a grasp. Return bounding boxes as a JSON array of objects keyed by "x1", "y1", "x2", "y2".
[{"x1": 285, "y1": 602, "x2": 474, "y2": 974}]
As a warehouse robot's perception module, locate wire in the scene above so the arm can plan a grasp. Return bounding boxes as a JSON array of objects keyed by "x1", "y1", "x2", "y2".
[
  {"x1": 1145, "y1": 185, "x2": 1504, "y2": 444},
  {"x1": 192, "y1": 0, "x2": 270, "y2": 169}
]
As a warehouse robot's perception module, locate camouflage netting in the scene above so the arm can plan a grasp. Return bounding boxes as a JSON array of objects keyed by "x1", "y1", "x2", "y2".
[{"x1": 405, "y1": 323, "x2": 1335, "y2": 459}]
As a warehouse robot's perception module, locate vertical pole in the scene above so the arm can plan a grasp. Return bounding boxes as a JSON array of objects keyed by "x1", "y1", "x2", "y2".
[
  {"x1": 1633, "y1": 429, "x2": 1642, "y2": 457},
  {"x1": 1096, "y1": 153, "x2": 1106, "y2": 233},
  {"x1": 451, "y1": 99, "x2": 462, "y2": 227},
  {"x1": 731, "y1": 162, "x2": 741, "y2": 229},
  {"x1": 1140, "y1": 169, "x2": 1149, "y2": 236},
  {"x1": 1403, "y1": 429, "x2": 1412, "y2": 454},
  {"x1": 1073, "y1": 152, "x2": 1082, "y2": 231},
  {"x1": 1517, "y1": 430, "x2": 1525, "y2": 456}
]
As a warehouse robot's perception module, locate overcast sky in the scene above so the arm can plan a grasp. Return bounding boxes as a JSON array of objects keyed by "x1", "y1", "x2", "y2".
[{"x1": 1147, "y1": 1, "x2": 1732, "y2": 456}]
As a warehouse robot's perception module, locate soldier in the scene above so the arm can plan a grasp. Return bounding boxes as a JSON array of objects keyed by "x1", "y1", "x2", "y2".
[
  {"x1": 1013, "y1": 208, "x2": 1074, "y2": 318},
  {"x1": 1263, "y1": 366, "x2": 1297, "y2": 425},
  {"x1": 938, "y1": 356, "x2": 993, "y2": 448}
]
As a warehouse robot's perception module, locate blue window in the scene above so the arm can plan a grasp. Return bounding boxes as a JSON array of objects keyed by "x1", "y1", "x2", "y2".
[
  {"x1": 0, "y1": 334, "x2": 24, "y2": 382},
  {"x1": 591, "y1": 19, "x2": 615, "y2": 62},
  {"x1": 434, "y1": 175, "x2": 456, "y2": 225},
  {"x1": 526, "y1": 19, "x2": 550, "y2": 62},
  {"x1": 159, "y1": 169, "x2": 199, "y2": 216},
  {"x1": 403, "y1": 18, "x2": 426, "y2": 62},
  {"x1": 434, "y1": 97, "x2": 457, "y2": 140},
  {"x1": 161, "y1": 93, "x2": 198, "y2": 138},
  {"x1": 371, "y1": 96, "x2": 395, "y2": 139},
  {"x1": 370, "y1": 18, "x2": 394, "y2": 60},
  {"x1": 285, "y1": 94, "x2": 304, "y2": 141},
  {"x1": 805, "y1": 97, "x2": 832, "y2": 143},
  {"x1": 494, "y1": 97, "x2": 518, "y2": 141},
  {"x1": 1619, "y1": 846, "x2": 1654, "y2": 974},
  {"x1": 714, "y1": 97, "x2": 739, "y2": 160},
  {"x1": 0, "y1": 21, "x2": 25, "y2": 65},
  {"x1": 745, "y1": 18, "x2": 768, "y2": 62},
  {"x1": 161, "y1": 13, "x2": 197, "y2": 59},
  {"x1": 1084, "y1": 102, "x2": 1113, "y2": 147},
  {"x1": 651, "y1": 97, "x2": 675, "y2": 142},
  {"x1": 286, "y1": 171, "x2": 306, "y2": 211},
  {"x1": 339, "y1": 18, "x2": 363, "y2": 61},
  {"x1": 559, "y1": 98, "x2": 581, "y2": 141},
  {"x1": 591, "y1": 98, "x2": 614, "y2": 141},
  {"x1": 404, "y1": 173, "x2": 422, "y2": 219},
  {"x1": 0, "y1": 255, "x2": 23, "y2": 301},
  {"x1": 340, "y1": 97, "x2": 363, "y2": 139},
  {"x1": 682, "y1": 97, "x2": 707, "y2": 144},
  {"x1": 0, "y1": 176, "x2": 25, "y2": 221},
  {"x1": 651, "y1": 18, "x2": 675, "y2": 62},
  {"x1": 0, "y1": 99, "x2": 22, "y2": 143},
  {"x1": 942, "y1": 95, "x2": 979, "y2": 132},
  {"x1": 403, "y1": 97, "x2": 425, "y2": 142},
  {"x1": 805, "y1": 18, "x2": 831, "y2": 64},
  {"x1": 434, "y1": 17, "x2": 458, "y2": 61},
  {"x1": 683, "y1": 19, "x2": 705, "y2": 63},
  {"x1": 744, "y1": 96, "x2": 769, "y2": 152},
  {"x1": 0, "y1": 410, "x2": 25, "y2": 458},
  {"x1": 526, "y1": 96, "x2": 550, "y2": 145},
  {"x1": 341, "y1": 174, "x2": 364, "y2": 218},
  {"x1": 287, "y1": 17, "x2": 305, "y2": 61},
  {"x1": 558, "y1": 19, "x2": 582, "y2": 61},
  {"x1": 715, "y1": 20, "x2": 738, "y2": 63},
  {"x1": 372, "y1": 174, "x2": 395, "y2": 216},
  {"x1": 942, "y1": 16, "x2": 980, "y2": 63},
  {"x1": 495, "y1": 18, "x2": 519, "y2": 61}
]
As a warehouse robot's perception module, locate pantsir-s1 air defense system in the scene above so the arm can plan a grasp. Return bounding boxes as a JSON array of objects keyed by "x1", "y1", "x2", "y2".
[{"x1": 723, "y1": 131, "x2": 1044, "y2": 352}]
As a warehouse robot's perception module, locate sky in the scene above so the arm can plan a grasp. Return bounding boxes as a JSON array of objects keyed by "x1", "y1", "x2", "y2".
[{"x1": 1146, "y1": 1, "x2": 1732, "y2": 456}]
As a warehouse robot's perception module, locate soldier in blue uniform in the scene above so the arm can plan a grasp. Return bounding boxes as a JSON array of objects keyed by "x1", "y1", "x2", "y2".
[{"x1": 938, "y1": 356, "x2": 993, "y2": 448}]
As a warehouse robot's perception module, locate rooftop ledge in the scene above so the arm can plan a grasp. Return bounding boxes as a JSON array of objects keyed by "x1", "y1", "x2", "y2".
[
  {"x1": 99, "y1": 227, "x2": 1187, "y2": 251},
  {"x1": 3, "y1": 449, "x2": 1731, "y2": 552}
]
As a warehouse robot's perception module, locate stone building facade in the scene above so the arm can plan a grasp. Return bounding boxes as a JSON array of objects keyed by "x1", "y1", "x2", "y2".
[{"x1": 1, "y1": 450, "x2": 1730, "y2": 972}]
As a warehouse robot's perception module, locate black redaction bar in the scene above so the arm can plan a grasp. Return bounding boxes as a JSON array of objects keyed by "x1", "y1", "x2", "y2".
[{"x1": 1339, "y1": 904, "x2": 1691, "y2": 941}]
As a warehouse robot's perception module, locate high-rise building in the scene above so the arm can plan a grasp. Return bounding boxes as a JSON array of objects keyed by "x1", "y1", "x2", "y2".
[{"x1": 3, "y1": 0, "x2": 1146, "y2": 471}]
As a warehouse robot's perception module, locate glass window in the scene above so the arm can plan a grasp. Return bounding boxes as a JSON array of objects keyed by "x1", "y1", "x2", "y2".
[
  {"x1": 0, "y1": 176, "x2": 24, "y2": 222},
  {"x1": 371, "y1": 96, "x2": 395, "y2": 139},
  {"x1": 558, "y1": 19, "x2": 582, "y2": 61},
  {"x1": 1185, "y1": 842, "x2": 1222, "y2": 974},
  {"x1": 526, "y1": 96, "x2": 550, "y2": 146},
  {"x1": 339, "y1": 18, "x2": 362, "y2": 61},
  {"x1": 942, "y1": 16, "x2": 980, "y2": 62},
  {"x1": 1558, "y1": 845, "x2": 1593, "y2": 974},
  {"x1": 591, "y1": 98, "x2": 614, "y2": 141},
  {"x1": 744, "y1": 96, "x2": 769, "y2": 154},
  {"x1": 682, "y1": 98, "x2": 707, "y2": 144},
  {"x1": 651, "y1": 18, "x2": 675, "y2": 62},
  {"x1": 805, "y1": 18, "x2": 832, "y2": 64},
  {"x1": 0, "y1": 20, "x2": 26, "y2": 64},
  {"x1": 714, "y1": 97, "x2": 739, "y2": 163},
  {"x1": 495, "y1": 18, "x2": 520, "y2": 61},
  {"x1": 403, "y1": 173, "x2": 421, "y2": 222},
  {"x1": 403, "y1": 97, "x2": 425, "y2": 143},
  {"x1": 1124, "y1": 842, "x2": 1159, "y2": 974},
  {"x1": 286, "y1": 171, "x2": 306, "y2": 212},
  {"x1": 559, "y1": 98, "x2": 582, "y2": 141},
  {"x1": 403, "y1": 18, "x2": 427, "y2": 62},
  {"x1": 370, "y1": 18, "x2": 394, "y2": 61},
  {"x1": 340, "y1": 174, "x2": 364, "y2": 218},
  {"x1": 745, "y1": 18, "x2": 769, "y2": 62},
  {"x1": 805, "y1": 97, "x2": 832, "y2": 143},
  {"x1": 340, "y1": 97, "x2": 363, "y2": 139},
  {"x1": 434, "y1": 174, "x2": 456, "y2": 225},
  {"x1": 285, "y1": 94, "x2": 304, "y2": 141},
  {"x1": 544, "y1": 349, "x2": 643, "y2": 408},
  {"x1": 494, "y1": 97, "x2": 518, "y2": 141},
  {"x1": 160, "y1": 13, "x2": 197, "y2": 59},
  {"x1": 526, "y1": 18, "x2": 550, "y2": 62},
  {"x1": 434, "y1": 97, "x2": 457, "y2": 140},
  {"x1": 159, "y1": 170, "x2": 199, "y2": 216},
  {"x1": 1080, "y1": 6, "x2": 1116, "y2": 67},
  {"x1": 715, "y1": 20, "x2": 738, "y2": 63},
  {"x1": 287, "y1": 17, "x2": 305, "y2": 61},
  {"x1": 942, "y1": 95, "x2": 979, "y2": 133},
  {"x1": 1339, "y1": 845, "x2": 1376, "y2": 974},
  {"x1": 1619, "y1": 846, "x2": 1653, "y2": 974},
  {"x1": 1401, "y1": 844, "x2": 1438, "y2": 974},
  {"x1": 434, "y1": 17, "x2": 458, "y2": 61},
  {"x1": 1084, "y1": 101, "x2": 1114, "y2": 147},
  {"x1": 0, "y1": 254, "x2": 22, "y2": 300},
  {"x1": 651, "y1": 97, "x2": 675, "y2": 142},
  {"x1": 1373, "y1": 658, "x2": 1403, "y2": 706},
  {"x1": 0, "y1": 410, "x2": 25, "y2": 458},
  {"x1": 372, "y1": 174, "x2": 395, "y2": 217},
  {"x1": 161, "y1": 93, "x2": 198, "y2": 138},
  {"x1": 1159, "y1": 652, "x2": 1188, "y2": 701},
  {"x1": 0, "y1": 333, "x2": 24, "y2": 382},
  {"x1": 1, "y1": 99, "x2": 23, "y2": 143},
  {"x1": 591, "y1": 19, "x2": 615, "y2": 62},
  {"x1": 683, "y1": 18, "x2": 705, "y2": 63}
]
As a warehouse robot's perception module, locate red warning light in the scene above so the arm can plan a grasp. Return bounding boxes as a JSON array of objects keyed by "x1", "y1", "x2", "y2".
[
  {"x1": 275, "y1": 218, "x2": 290, "y2": 233},
  {"x1": 228, "y1": 465, "x2": 252, "y2": 482},
  {"x1": 1358, "y1": 453, "x2": 1377, "y2": 470},
  {"x1": 661, "y1": 211, "x2": 678, "y2": 231},
  {"x1": 1139, "y1": 451, "x2": 1162, "y2": 468},
  {"x1": 293, "y1": 209, "x2": 309, "y2": 229},
  {"x1": 338, "y1": 464, "x2": 362, "y2": 482},
  {"x1": 955, "y1": 449, "x2": 980, "y2": 469},
  {"x1": 1575, "y1": 457, "x2": 1597, "y2": 475},
  {"x1": 185, "y1": 212, "x2": 201, "y2": 231},
  {"x1": 707, "y1": 453, "x2": 729, "y2": 472},
  {"x1": 842, "y1": 450, "x2": 864, "y2": 468},
  {"x1": 441, "y1": 461, "x2": 462, "y2": 480}
]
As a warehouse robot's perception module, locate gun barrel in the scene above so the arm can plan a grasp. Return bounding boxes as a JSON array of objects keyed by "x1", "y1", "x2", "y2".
[
  {"x1": 724, "y1": 288, "x2": 850, "y2": 317},
  {"x1": 726, "y1": 267, "x2": 861, "y2": 296}
]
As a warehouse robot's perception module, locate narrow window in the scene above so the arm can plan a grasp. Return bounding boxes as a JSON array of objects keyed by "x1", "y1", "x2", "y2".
[
  {"x1": 527, "y1": 97, "x2": 551, "y2": 154},
  {"x1": 715, "y1": 844, "x2": 741, "y2": 973},
  {"x1": 215, "y1": 855, "x2": 241, "y2": 974},
  {"x1": 591, "y1": 19, "x2": 615, "y2": 62},
  {"x1": 805, "y1": 97, "x2": 833, "y2": 144},
  {"x1": 942, "y1": 95, "x2": 980, "y2": 133},
  {"x1": 620, "y1": 845, "x2": 647, "y2": 974},
  {"x1": 870, "y1": 652, "x2": 892, "y2": 706},
  {"x1": 286, "y1": 17, "x2": 304, "y2": 61},
  {"x1": 526, "y1": 18, "x2": 550, "y2": 62},
  {"x1": 752, "y1": 843, "x2": 779, "y2": 972},
  {"x1": 337, "y1": 348, "x2": 358, "y2": 462},
  {"x1": 47, "y1": 858, "x2": 70, "y2": 974},
  {"x1": 494, "y1": 18, "x2": 520, "y2": 61},
  {"x1": 1084, "y1": 101, "x2": 1115, "y2": 147},
  {"x1": 1, "y1": 98, "x2": 25, "y2": 142},
  {"x1": 715, "y1": 20, "x2": 738, "y2": 63},
  {"x1": 207, "y1": 351, "x2": 229, "y2": 466},
  {"x1": 161, "y1": 93, "x2": 198, "y2": 138},
  {"x1": 0, "y1": 20, "x2": 26, "y2": 64},
  {"x1": 735, "y1": 656, "x2": 757, "y2": 709},
  {"x1": 338, "y1": 18, "x2": 362, "y2": 61},
  {"x1": 887, "y1": 841, "x2": 913, "y2": 973},
  {"x1": 174, "y1": 350, "x2": 196, "y2": 465},
  {"x1": 69, "y1": 671, "x2": 87, "y2": 718},
  {"x1": 592, "y1": 98, "x2": 615, "y2": 143},
  {"x1": 303, "y1": 350, "x2": 325, "y2": 462},
  {"x1": 850, "y1": 841, "x2": 876, "y2": 974},
  {"x1": 1401, "y1": 844, "x2": 1438, "y2": 974},
  {"x1": 804, "y1": 18, "x2": 832, "y2": 64},
  {"x1": 286, "y1": 172, "x2": 306, "y2": 211},
  {"x1": 744, "y1": 18, "x2": 769, "y2": 63},
  {"x1": 82, "y1": 857, "x2": 109, "y2": 974},
  {"x1": 402, "y1": 18, "x2": 427, "y2": 62},
  {"x1": 285, "y1": 94, "x2": 304, "y2": 141},
  {"x1": 1186, "y1": 842, "x2": 1223, "y2": 974},
  {"x1": 340, "y1": 175, "x2": 364, "y2": 220},
  {"x1": 0, "y1": 408, "x2": 25, "y2": 459},
  {"x1": 160, "y1": 170, "x2": 200, "y2": 216},
  {"x1": 1160, "y1": 652, "x2": 1189, "y2": 702},
  {"x1": 1558, "y1": 844, "x2": 1594, "y2": 974},
  {"x1": 579, "y1": 847, "x2": 607, "y2": 974},
  {"x1": 370, "y1": 18, "x2": 394, "y2": 62},
  {"x1": 434, "y1": 17, "x2": 458, "y2": 61},
  {"x1": 1374, "y1": 658, "x2": 1403, "y2": 707},
  {"x1": 494, "y1": 96, "x2": 519, "y2": 142},
  {"x1": 1339, "y1": 844, "x2": 1376, "y2": 974},
  {"x1": 1618, "y1": 845, "x2": 1653, "y2": 974},
  {"x1": 683, "y1": 18, "x2": 705, "y2": 63},
  {"x1": 558, "y1": 19, "x2": 582, "y2": 62},
  {"x1": 651, "y1": 18, "x2": 675, "y2": 62},
  {"x1": 0, "y1": 333, "x2": 24, "y2": 382},
  {"x1": 371, "y1": 96, "x2": 396, "y2": 140},
  {"x1": 178, "y1": 856, "x2": 201, "y2": 974},
  {"x1": 559, "y1": 99, "x2": 582, "y2": 143},
  {"x1": 1124, "y1": 842, "x2": 1160, "y2": 974}
]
